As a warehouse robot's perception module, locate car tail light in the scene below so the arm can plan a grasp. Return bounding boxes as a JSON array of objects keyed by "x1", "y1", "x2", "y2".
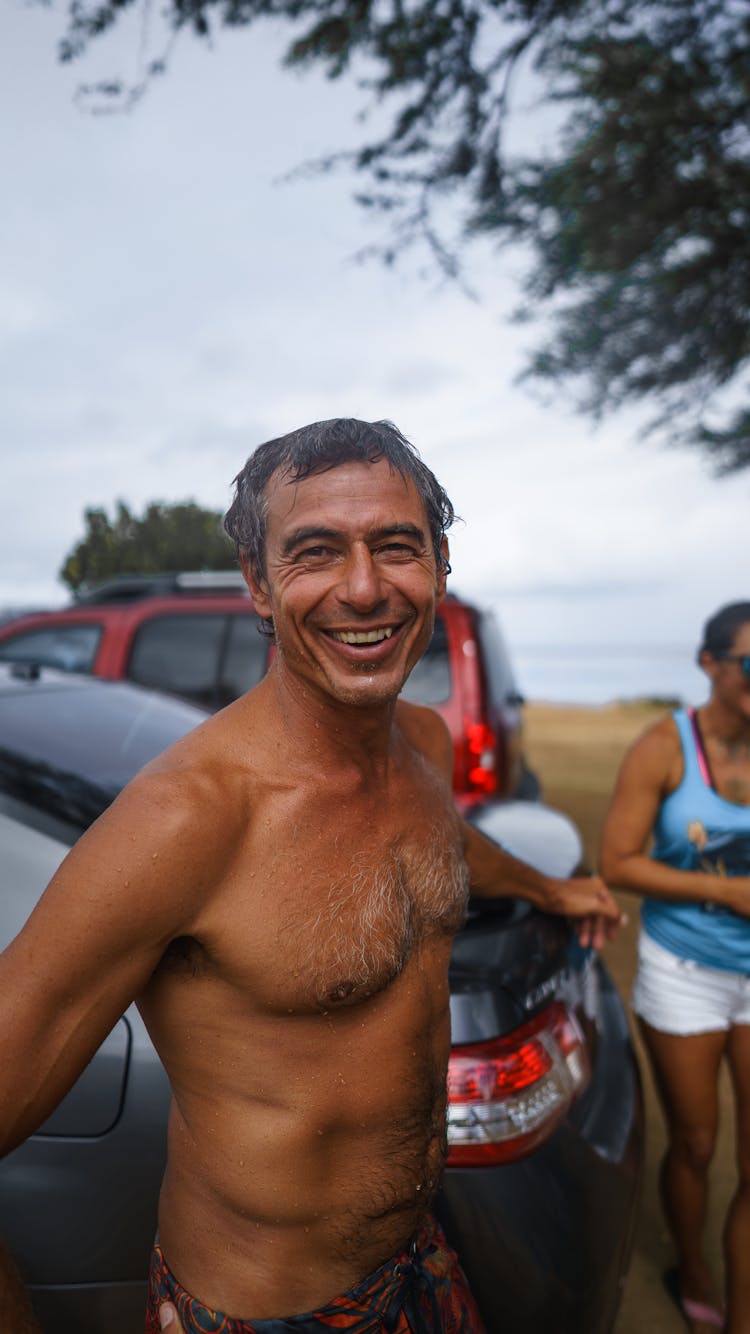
[
  {"x1": 460, "y1": 720, "x2": 498, "y2": 796},
  {"x1": 446, "y1": 1002, "x2": 590, "y2": 1165}
]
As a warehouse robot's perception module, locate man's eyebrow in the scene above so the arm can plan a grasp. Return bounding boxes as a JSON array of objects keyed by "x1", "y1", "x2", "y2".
[
  {"x1": 281, "y1": 526, "x2": 343, "y2": 556},
  {"x1": 371, "y1": 524, "x2": 427, "y2": 544},
  {"x1": 280, "y1": 522, "x2": 427, "y2": 556}
]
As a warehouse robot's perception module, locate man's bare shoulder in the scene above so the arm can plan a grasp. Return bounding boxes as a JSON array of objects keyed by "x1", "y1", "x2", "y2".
[
  {"x1": 140, "y1": 679, "x2": 275, "y2": 796},
  {"x1": 63, "y1": 687, "x2": 278, "y2": 922},
  {"x1": 395, "y1": 700, "x2": 453, "y2": 781}
]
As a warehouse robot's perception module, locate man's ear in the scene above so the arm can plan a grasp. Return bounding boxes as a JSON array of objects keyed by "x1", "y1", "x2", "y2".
[
  {"x1": 240, "y1": 552, "x2": 272, "y2": 620},
  {"x1": 436, "y1": 538, "x2": 450, "y2": 602}
]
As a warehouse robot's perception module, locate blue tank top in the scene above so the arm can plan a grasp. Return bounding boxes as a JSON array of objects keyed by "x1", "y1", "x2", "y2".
[{"x1": 642, "y1": 708, "x2": 750, "y2": 972}]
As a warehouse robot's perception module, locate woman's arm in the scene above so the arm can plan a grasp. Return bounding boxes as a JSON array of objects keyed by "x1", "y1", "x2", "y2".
[{"x1": 599, "y1": 718, "x2": 750, "y2": 915}]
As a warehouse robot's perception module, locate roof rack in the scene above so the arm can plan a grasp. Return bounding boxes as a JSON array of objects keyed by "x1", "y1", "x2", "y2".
[{"x1": 73, "y1": 571, "x2": 247, "y2": 605}]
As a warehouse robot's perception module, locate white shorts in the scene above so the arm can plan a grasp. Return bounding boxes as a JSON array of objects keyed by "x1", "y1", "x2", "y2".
[{"x1": 632, "y1": 929, "x2": 750, "y2": 1035}]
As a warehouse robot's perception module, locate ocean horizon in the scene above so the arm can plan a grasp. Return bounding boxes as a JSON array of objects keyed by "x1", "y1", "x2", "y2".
[{"x1": 513, "y1": 643, "x2": 706, "y2": 707}]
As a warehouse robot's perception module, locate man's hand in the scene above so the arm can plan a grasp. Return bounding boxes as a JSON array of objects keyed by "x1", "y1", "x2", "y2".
[
  {"x1": 544, "y1": 874, "x2": 626, "y2": 950},
  {"x1": 544, "y1": 872, "x2": 623, "y2": 920},
  {"x1": 158, "y1": 1303, "x2": 184, "y2": 1331},
  {"x1": 463, "y1": 821, "x2": 624, "y2": 946}
]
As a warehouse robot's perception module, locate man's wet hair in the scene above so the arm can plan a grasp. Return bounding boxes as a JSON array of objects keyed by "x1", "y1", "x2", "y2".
[
  {"x1": 699, "y1": 601, "x2": 750, "y2": 657},
  {"x1": 225, "y1": 418, "x2": 455, "y2": 590}
]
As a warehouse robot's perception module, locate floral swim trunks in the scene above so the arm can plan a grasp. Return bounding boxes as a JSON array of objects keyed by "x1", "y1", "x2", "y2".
[{"x1": 144, "y1": 1214, "x2": 486, "y2": 1334}]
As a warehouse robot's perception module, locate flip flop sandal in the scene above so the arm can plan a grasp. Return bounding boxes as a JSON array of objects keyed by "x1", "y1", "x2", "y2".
[{"x1": 662, "y1": 1267, "x2": 725, "y2": 1330}]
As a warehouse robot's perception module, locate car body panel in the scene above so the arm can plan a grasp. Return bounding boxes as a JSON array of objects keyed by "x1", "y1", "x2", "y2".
[
  {"x1": 442, "y1": 905, "x2": 642, "y2": 1332},
  {"x1": 0, "y1": 588, "x2": 527, "y2": 800},
  {"x1": 469, "y1": 799, "x2": 583, "y2": 879},
  {"x1": 439, "y1": 1100, "x2": 641, "y2": 1334}
]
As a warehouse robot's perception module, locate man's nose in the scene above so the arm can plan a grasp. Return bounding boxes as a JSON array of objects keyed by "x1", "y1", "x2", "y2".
[{"x1": 340, "y1": 546, "x2": 386, "y2": 609}]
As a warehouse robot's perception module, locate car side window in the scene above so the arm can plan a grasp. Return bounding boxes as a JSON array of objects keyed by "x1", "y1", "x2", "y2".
[
  {"x1": 128, "y1": 614, "x2": 228, "y2": 710},
  {"x1": 218, "y1": 614, "x2": 269, "y2": 707},
  {"x1": 399, "y1": 615, "x2": 452, "y2": 705},
  {"x1": 0, "y1": 624, "x2": 102, "y2": 674}
]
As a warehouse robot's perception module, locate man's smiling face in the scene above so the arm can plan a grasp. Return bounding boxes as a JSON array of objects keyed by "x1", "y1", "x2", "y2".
[{"x1": 246, "y1": 458, "x2": 447, "y2": 709}]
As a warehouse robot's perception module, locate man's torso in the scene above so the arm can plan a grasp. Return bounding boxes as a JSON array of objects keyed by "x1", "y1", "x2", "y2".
[{"x1": 136, "y1": 690, "x2": 467, "y2": 1319}]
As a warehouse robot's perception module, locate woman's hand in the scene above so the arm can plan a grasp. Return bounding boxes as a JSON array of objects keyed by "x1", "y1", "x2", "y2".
[{"x1": 717, "y1": 876, "x2": 750, "y2": 917}]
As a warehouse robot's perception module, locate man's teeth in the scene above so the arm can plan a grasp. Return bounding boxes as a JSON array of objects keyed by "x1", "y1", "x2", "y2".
[{"x1": 331, "y1": 628, "x2": 394, "y2": 645}]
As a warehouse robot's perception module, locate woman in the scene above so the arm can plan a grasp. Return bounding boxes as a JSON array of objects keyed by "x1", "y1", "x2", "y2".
[{"x1": 600, "y1": 602, "x2": 750, "y2": 1334}]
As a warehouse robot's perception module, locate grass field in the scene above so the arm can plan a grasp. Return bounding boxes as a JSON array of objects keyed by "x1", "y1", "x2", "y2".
[
  {"x1": 523, "y1": 700, "x2": 663, "y2": 867},
  {"x1": 522, "y1": 700, "x2": 661, "y2": 1001}
]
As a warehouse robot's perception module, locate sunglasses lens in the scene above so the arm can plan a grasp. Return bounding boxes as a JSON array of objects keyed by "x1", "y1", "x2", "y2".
[{"x1": 742, "y1": 656, "x2": 750, "y2": 680}]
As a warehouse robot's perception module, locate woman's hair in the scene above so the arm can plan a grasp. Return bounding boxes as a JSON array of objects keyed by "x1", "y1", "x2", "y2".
[
  {"x1": 699, "y1": 601, "x2": 750, "y2": 656},
  {"x1": 224, "y1": 417, "x2": 455, "y2": 581}
]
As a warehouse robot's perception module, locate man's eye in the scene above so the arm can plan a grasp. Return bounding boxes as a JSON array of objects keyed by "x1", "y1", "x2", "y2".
[
  {"x1": 377, "y1": 543, "x2": 419, "y2": 557},
  {"x1": 296, "y1": 546, "x2": 334, "y2": 561}
]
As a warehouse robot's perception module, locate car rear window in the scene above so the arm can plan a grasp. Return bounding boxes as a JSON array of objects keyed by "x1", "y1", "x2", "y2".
[
  {"x1": 399, "y1": 615, "x2": 451, "y2": 705},
  {"x1": 0, "y1": 624, "x2": 102, "y2": 674},
  {"x1": 0, "y1": 680, "x2": 202, "y2": 836},
  {"x1": 0, "y1": 790, "x2": 82, "y2": 847}
]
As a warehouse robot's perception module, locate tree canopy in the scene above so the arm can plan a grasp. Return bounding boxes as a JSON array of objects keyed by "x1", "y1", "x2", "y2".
[
  {"x1": 60, "y1": 501, "x2": 233, "y2": 592},
  {"x1": 50, "y1": 0, "x2": 750, "y2": 471}
]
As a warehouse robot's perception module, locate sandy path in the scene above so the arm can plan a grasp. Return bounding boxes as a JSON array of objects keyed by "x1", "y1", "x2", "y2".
[{"x1": 524, "y1": 702, "x2": 736, "y2": 1334}]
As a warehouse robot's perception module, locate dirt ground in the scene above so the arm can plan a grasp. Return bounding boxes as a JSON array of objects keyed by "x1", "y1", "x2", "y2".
[{"x1": 523, "y1": 702, "x2": 737, "y2": 1334}]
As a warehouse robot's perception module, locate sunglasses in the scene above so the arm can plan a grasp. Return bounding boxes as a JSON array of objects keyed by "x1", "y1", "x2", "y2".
[{"x1": 715, "y1": 653, "x2": 750, "y2": 680}]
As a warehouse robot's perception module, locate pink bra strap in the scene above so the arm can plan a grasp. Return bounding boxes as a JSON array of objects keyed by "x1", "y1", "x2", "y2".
[{"x1": 686, "y1": 707, "x2": 713, "y2": 788}]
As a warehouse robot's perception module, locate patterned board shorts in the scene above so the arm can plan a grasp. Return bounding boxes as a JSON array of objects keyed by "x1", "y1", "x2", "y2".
[{"x1": 144, "y1": 1214, "x2": 487, "y2": 1334}]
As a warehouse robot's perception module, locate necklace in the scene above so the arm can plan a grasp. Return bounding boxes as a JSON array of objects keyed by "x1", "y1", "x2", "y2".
[{"x1": 715, "y1": 736, "x2": 750, "y2": 763}]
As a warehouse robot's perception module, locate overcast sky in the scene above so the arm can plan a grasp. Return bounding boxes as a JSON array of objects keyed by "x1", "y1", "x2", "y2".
[{"x1": 2, "y1": 1, "x2": 746, "y2": 668}]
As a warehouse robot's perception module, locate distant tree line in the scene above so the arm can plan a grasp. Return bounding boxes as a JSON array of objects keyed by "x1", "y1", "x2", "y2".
[{"x1": 60, "y1": 501, "x2": 233, "y2": 592}]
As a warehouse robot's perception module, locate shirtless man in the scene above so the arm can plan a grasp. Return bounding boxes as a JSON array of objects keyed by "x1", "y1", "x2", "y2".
[{"x1": 0, "y1": 419, "x2": 621, "y2": 1334}]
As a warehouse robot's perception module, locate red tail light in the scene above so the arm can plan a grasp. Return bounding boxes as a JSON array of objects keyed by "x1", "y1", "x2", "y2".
[
  {"x1": 460, "y1": 720, "x2": 498, "y2": 796},
  {"x1": 446, "y1": 1003, "x2": 590, "y2": 1166}
]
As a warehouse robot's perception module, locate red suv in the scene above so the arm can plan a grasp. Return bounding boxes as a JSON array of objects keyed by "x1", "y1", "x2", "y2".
[{"x1": 0, "y1": 573, "x2": 537, "y2": 809}]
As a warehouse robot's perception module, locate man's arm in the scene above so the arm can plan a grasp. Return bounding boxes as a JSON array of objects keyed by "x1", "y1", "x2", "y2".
[
  {"x1": 0, "y1": 751, "x2": 239, "y2": 1330},
  {"x1": 0, "y1": 1239, "x2": 42, "y2": 1334},
  {"x1": 0, "y1": 763, "x2": 234, "y2": 1155},
  {"x1": 462, "y1": 819, "x2": 622, "y2": 946},
  {"x1": 398, "y1": 699, "x2": 623, "y2": 946}
]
